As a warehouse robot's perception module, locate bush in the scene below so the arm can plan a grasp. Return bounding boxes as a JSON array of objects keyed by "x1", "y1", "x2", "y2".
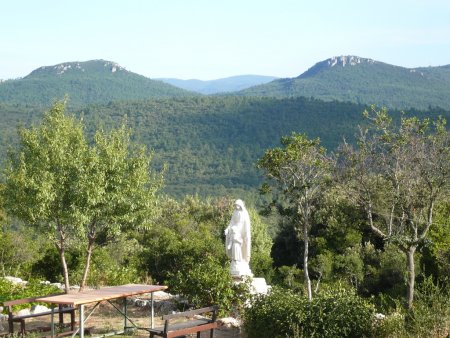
[
  {"x1": 167, "y1": 256, "x2": 249, "y2": 316},
  {"x1": 0, "y1": 227, "x2": 41, "y2": 278},
  {"x1": 0, "y1": 278, "x2": 61, "y2": 311},
  {"x1": 373, "y1": 312, "x2": 407, "y2": 338},
  {"x1": 72, "y1": 238, "x2": 142, "y2": 287},
  {"x1": 31, "y1": 245, "x2": 82, "y2": 283},
  {"x1": 405, "y1": 276, "x2": 450, "y2": 337},
  {"x1": 244, "y1": 285, "x2": 375, "y2": 338},
  {"x1": 244, "y1": 287, "x2": 307, "y2": 338},
  {"x1": 304, "y1": 285, "x2": 375, "y2": 338}
]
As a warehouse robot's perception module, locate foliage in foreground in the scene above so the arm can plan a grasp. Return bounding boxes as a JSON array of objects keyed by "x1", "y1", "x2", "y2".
[
  {"x1": 244, "y1": 278, "x2": 450, "y2": 338},
  {"x1": 244, "y1": 285, "x2": 375, "y2": 338},
  {"x1": 0, "y1": 278, "x2": 60, "y2": 310}
]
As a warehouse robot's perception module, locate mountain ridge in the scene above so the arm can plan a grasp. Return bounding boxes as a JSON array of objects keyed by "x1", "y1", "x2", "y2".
[
  {"x1": 26, "y1": 59, "x2": 127, "y2": 77},
  {"x1": 1, "y1": 55, "x2": 450, "y2": 110},
  {"x1": 0, "y1": 59, "x2": 196, "y2": 107},
  {"x1": 238, "y1": 55, "x2": 450, "y2": 110}
]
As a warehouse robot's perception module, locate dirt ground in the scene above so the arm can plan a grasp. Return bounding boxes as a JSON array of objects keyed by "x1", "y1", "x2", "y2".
[{"x1": 1, "y1": 301, "x2": 244, "y2": 338}]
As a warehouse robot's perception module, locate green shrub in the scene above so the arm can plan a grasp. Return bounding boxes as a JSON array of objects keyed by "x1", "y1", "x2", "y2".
[
  {"x1": 0, "y1": 278, "x2": 61, "y2": 312},
  {"x1": 244, "y1": 287, "x2": 307, "y2": 338},
  {"x1": 167, "y1": 256, "x2": 249, "y2": 316},
  {"x1": 244, "y1": 285, "x2": 375, "y2": 338},
  {"x1": 304, "y1": 285, "x2": 375, "y2": 337},
  {"x1": 405, "y1": 276, "x2": 450, "y2": 337},
  {"x1": 373, "y1": 312, "x2": 407, "y2": 338},
  {"x1": 31, "y1": 245, "x2": 82, "y2": 283},
  {"x1": 0, "y1": 227, "x2": 41, "y2": 278}
]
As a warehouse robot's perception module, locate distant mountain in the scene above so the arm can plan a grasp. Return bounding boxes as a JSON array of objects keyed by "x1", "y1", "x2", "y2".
[
  {"x1": 0, "y1": 60, "x2": 196, "y2": 107},
  {"x1": 157, "y1": 75, "x2": 278, "y2": 94},
  {"x1": 238, "y1": 56, "x2": 450, "y2": 110}
]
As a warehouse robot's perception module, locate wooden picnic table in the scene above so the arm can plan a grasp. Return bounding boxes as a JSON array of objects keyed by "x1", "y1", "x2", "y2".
[{"x1": 36, "y1": 284, "x2": 168, "y2": 338}]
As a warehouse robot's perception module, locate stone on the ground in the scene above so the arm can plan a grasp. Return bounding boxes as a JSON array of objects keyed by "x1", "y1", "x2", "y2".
[
  {"x1": 3, "y1": 276, "x2": 27, "y2": 285},
  {"x1": 17, "y1": 309, "x2": 31, "y2": 316},
  {"x1": 31, "y1": 305, "x2": 49, "y2": 314},
  {"x1": 218, "y1": 317, "x2": 241, "y2": 328}
]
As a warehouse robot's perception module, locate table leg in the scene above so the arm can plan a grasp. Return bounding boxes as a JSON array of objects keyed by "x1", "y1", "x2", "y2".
[
  {"x1": 51, "y1": 306, "x2": 55, "y2": 338},
  {"x1": 151, "y1": 293, "x2": 154, "y2": 329},
  {"x1": 123, "y1": 298, "x2": 128, "y2": 332},
  {"x1": 79, "y1": 304, "x2": 84, "y2": 338}
]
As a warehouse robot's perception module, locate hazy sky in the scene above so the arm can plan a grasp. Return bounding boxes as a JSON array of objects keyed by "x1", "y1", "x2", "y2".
[{"x1": 2, "y1": 0, "x2": 449, "y2": 80}]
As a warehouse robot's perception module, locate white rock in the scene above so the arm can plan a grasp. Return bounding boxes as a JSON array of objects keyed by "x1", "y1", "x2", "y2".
[
  {"x1": 375, "y1": 313, "x2": 386, "y2": 320},
  {"x1": 218, "y1": 317, "x2": 241, "y2": 328},
  {"x1": 17, "y1": 309, "x2": 31, "y2": 316},
  {"x1": 50, "y1": 282, "x2": 63, "y2": 289},
  {"x1": 31, "y1": 305, "x2": 49, "y2": 314},
  {"x1": 134, "y1": 299, "x2": 148, "y2": 307},
  {"x1": 152, "y1": 291, "x2": 175, "y2": 300},
  {"x1": 4, "y1": 276, "x2": 27, "y2": 285}
]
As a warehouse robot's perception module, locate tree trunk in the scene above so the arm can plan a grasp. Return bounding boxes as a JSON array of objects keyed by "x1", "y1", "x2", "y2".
[
  {"x1": 79, "y1": 238, "x2": 95, "y2": 292},
  {"x1": 57, "y1": 244, "x2": 70, "y2": 294},
  {"x1": 406, "y1": 245, "x2": 417, "y2": 309},
  {"x1": 56, "y1": 224, "x2": 70, "y2": 294},
  {"x1": 303, "y1": 222, "x2": 312, "y2": 301}
]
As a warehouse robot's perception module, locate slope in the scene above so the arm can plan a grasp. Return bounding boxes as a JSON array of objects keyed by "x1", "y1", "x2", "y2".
[
  {"x1": 238, "y1": 56, "x2": 450, "y2": 110},
  {"x1": 0, "y1": 60, "x2": 196, "y2": 107}
]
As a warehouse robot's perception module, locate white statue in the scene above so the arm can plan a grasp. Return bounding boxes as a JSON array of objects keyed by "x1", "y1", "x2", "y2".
[{"x1": 225, "y1": 199, "x2": 253, "y2": 277}]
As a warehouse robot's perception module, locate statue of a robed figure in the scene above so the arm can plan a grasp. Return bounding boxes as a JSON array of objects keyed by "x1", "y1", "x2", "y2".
[{"x1": 225, "y1": 199, "x2": 253, "y2": 277}]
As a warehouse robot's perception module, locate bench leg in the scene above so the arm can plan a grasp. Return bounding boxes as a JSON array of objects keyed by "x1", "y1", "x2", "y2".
[
  {"x1": 210, "y1": 328, "x2": 215, "y2": 338},
  {"x1": 20, "y1": 319, "x2": 26, "y2": 335}
]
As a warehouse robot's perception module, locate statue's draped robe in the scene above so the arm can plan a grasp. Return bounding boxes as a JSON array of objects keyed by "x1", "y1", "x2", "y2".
[{"x1": 225, "y1": 199, "x2": 252, "y2": 277}]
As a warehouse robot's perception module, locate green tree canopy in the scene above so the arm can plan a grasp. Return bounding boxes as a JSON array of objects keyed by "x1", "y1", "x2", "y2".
[
  {"x1": 2, "y1": 100, "x2": 163, "y2": 292},
  {"x1": 337, "y1": 107, "x2": 450, "y2": 308},
  {"x1": 258, "y1": 133, "x2": 334, "y2": 300}
]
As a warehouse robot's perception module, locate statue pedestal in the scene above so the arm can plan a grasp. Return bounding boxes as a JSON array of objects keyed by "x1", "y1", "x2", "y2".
[
  {"x1": 232, "y1": 275, "x2": 270, "y2": 295},
  {"x1": 230, "y1": 260, "x2": 253, "y2": 278},
  {"x1": 250, "y1": 277, "x2": 269, "y2": 295}
]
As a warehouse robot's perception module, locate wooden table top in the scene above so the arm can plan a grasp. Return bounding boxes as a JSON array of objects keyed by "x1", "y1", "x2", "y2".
[{"x1": 36, "y1": 284, "x2": 168, "y2": 306}]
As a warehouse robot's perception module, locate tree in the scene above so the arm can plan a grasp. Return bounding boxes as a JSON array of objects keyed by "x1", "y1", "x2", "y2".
[
  {"x1": 2, "y1": 100, "x2": 162, "y2": 292},
  {"x1": 337, "y1": 107, "x2": 449, "y2": 308},
  {"x1": 76, "y1": 124, "x2": 162, "y2": 290},
  {"x1": 258, "y1": 133, "x2": 334, "y2": 301}
]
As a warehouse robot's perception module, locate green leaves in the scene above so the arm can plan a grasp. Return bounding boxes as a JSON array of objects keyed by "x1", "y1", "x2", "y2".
[{"x1": 2, "y1": 100, "x2": 162, "y2": 290}]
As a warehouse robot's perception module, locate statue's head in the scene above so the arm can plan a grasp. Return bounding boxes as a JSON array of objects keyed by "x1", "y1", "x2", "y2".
[{"x1": 234, "y1": 199, "x2": 245, "y2": 210}]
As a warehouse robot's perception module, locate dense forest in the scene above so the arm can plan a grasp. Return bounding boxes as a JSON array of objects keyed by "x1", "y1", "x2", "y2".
[{"x1": 1, "y1": 96, "x2": 448, "y2": 198}]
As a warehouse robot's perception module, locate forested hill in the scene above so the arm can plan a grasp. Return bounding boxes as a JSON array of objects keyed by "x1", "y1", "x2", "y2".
[
  {"x1": 0, "y1": 60, "x2": 195, "y2": 107},
  {"x1": 1, "y1": 96, "x2": 447, "y2": 198},
  {"x1": 238, "y1": 56, "x2": 450, "y2": 111}
]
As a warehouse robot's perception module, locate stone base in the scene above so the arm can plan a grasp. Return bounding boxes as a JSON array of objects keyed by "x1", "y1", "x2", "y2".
[
  {"x1": 250, "y1": 277, "x2": 270, "y2": 295},
  {"x1": 232, "y1": 275, "x2": 270, "y2": 295},
  {"x1": 230, "y1": 260, "x2": 253, "y2": 278}
]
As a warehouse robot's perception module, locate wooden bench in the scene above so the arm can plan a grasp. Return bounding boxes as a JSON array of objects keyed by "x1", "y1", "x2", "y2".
[
  {"x1": 147, "y1": 305, "x2": 218, "y2": 338},
  {"x1": 2, "y1": 294, "x2": 76, "y2": 336}
]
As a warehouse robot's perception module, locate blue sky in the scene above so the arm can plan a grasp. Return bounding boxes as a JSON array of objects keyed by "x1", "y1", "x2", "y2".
[{"x1": 2, "y1": 0, "x2": 450, "y2": 80}]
